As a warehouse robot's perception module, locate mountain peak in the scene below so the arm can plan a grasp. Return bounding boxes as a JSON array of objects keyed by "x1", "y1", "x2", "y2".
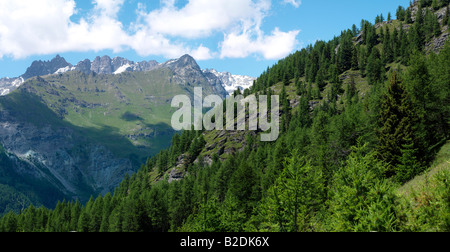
[
  {"x1": 164, "y1": 54, "x2": 201, "y2": 72},
  {"x1": 179, "y1": 54, "x2": 195, "y2": 61},
  {"x1": 90, "y1": 55, "x2": 113, "y2": 74},
  {"x1": 21, "y1": 55, "x2": 72, "y2": 80},
  {"x1": 179, "y1": 54, "x2": 198, "y2": 66}
]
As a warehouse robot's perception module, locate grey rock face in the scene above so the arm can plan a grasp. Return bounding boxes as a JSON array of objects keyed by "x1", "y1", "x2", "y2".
[
  {"x1": 111, "y1": 57, "x2": 133, "y2": 71},
  {"x1": 161, "y1": 54, "x2": 202, "y2": 80},
  {"x1": 74, "y1": 56, "x2": 159, "y2": 75},
  {"x1": 159, "y1": 54, "x2": 228, "y2": 98},
  {"x1": 0, "y1": 109, "x2": 134, "y2": 199},
  {"x1": 75, "y1": 59, "x2": 92, "y2": 74},
  {"x1": 91, "y1": 56, "x2": 113, "y2": 74},
  {"x1": 135, "y1": 60, "x2": 159, "y2": 72},
  {"x1": 426, "y1": 31, "x2": 449, "y2": 53},
  {"x1": 21, "y1": 55, "x2": 72, "y2": 79},
  {"x1": 168, "y1": 167, "x2": 185, "y2": 183}
]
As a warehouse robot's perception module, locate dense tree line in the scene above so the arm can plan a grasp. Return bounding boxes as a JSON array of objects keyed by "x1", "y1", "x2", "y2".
[{"x1": 1, "y1": 2, "x2": 449, "y2": 232}]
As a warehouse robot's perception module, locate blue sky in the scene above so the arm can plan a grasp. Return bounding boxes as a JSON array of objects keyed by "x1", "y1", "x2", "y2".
[{"x1": 0, "y1": 0, "x2": 411, "y2": 78}]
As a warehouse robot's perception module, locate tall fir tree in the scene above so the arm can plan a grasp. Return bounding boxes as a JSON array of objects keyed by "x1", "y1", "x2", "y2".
[
  {"x1": 383, "y1": 26, "x2": 394, "y2": 63},
  {"x1": 366, "y1": 47, "x2": 384, "y2": 84},
  {"x1": 262, "y1": 150, "x2": 324, "y2": 232},
  {"x1": 404, "y1": 52, "x2": 444, "y2": 163},
  {"x1": 376, "y1": 72, "x2": 419, "y2": 178},
  {"x1": 405, "y1": 8, "x2": 413, "y2": 23}
]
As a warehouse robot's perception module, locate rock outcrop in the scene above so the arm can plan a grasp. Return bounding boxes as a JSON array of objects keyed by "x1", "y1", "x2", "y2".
[{"x1": 21, "y1": 55, "x2": 72, "y2": 80}]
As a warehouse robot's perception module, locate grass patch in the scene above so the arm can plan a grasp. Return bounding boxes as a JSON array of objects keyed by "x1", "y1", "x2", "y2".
[{"x1": 397, "y1": 141, "x2": 450, "y2": 197}]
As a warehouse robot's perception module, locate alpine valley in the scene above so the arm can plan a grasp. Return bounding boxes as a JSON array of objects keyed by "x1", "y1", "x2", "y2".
[
  {"x1": 0, "y1": 54, "x2": 255, "y2": 213},
  {"x1": 0, "y1": 0, "x2": 449, "y2": 234}
]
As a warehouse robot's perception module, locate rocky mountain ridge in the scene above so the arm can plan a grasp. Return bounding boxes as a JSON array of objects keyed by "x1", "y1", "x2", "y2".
[{"x1": 0, "y1": 55, "x2": 254, "y2": 96}]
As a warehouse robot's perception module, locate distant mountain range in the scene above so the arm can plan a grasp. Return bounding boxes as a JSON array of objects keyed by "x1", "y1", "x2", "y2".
[
  {"x1": 0, "y1": 53, "x2": 254, "y2": 213},
  {"x1": 0, "y1": 55, "x2": 255, "y2": 96},
  {"x1": 203, "y1": 69, "x2": 255, "y2": 95}
]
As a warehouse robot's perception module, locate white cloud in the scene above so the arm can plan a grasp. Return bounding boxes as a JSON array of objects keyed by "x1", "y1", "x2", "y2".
[
  {"x1": 220, "y1": 27, "x2": 300, "y2": 60},
  {"x1": 0, "y1": 0, "x2": 76, "y2": 58},
  {"x1": 283, "y1": 0, "x2": 302, "y2": 8},
  {"x1": 137, "y1": 0, "x2": 270, "y2": 39},
  {"x1": 135, "y1": 0, "x2": 299, "y2": 60},
  {"x1": 190, "y1": 45, "x2": 214, "y2": 60},
  {"x1": 0, "y1": 0, "x2": 300, "y2": 61},
  {"x1": 0, "y1": 0, "x2": 130, "y2": 58},
  {"x1": 93, "y1": 0, "x2": 124, "y2": 18}
]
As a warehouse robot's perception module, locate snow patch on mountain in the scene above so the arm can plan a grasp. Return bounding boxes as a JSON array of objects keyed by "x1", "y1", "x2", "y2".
[
  {"x1": 203, "y1": 69, "x2": 255, "y2": 95},
  {"x1": 114, "y1": 64, "x2": 132, "y2": 75},
  {"x1": 54, "y1": 66, "x2": 76, "y2": 74},
  {"x1": 0, "y1": 77, "x2": 24, "y2": 96}
]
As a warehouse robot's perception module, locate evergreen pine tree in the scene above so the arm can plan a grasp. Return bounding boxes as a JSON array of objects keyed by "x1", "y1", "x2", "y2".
[
  {"x1": 295, "y1": 78, "x2": 303, "y2": 96},
  {"x1": 397, "y1": 6, "x2": 406, "y2": 21},
  {"x1": 351, "y1": 45, "x2": 359, "y2": 70},
  {"x1": 229, "y1": 161, "x2": 259, "y2": 216},
  {"x1": 432, "y1": 12, "x2": 442, "y2": 37},
  {"x1": 337, "y1": 31, "x2": 354, "y2": 73},
  {"x1": 263, "y1": 150, "x2": 324, "y2": 232},
  {"x1": 283, "y1": 71, "x2": 290, "y2": 86},
  {"x1": 345, "y1": 76, "x2": 357, "y2": 105},
  {"x1": 375, "y1": 15, "x2": 381, "y2": 24},
  {"x1": 404, "y1": 52, "x2": 442, "y2": 163},
  {"x1": 280, "y1": 85, "x2": 291, "y2": 132},
  {"x1": 351, "y1": 24, "x2": 359, "y2": 36},
  {"x1": 366, "y1": 47, "x2": 384, "y2": 84},
  {"x1": 316, "y1": 67, "x2": 326, "y2": 90},
  {"x1": 306, "y1": 82, "x2": 312, "y2": 100},
  {"x1": 88, "y1": 195, "x2": 103, "y2": 232},
  {"x1": 383, "y1": 26, "x2": 394, "y2": 63},
  {"x1": 328, "y1": 143, "x2": 400, "y2": 232},
  {"x1": 376, "y1": 72, "x2": 419, "y2": 178},
  {"x1": 358, "y1": 46, "x2": 367, "y2": 76},
  {"x1": 77, "y1": 211, "x2": 90, "y2": 232},
  {"x1": 310, "y1": 110, "x2": 331, "y2": 176},
  {"x1": 406, "y1": 8, "x2": 413, "y2": 23},
  {"x1": 399, "y1": 26, "x2": 410, "y2": 64},
  {"x1": 365, "y1": 23, "x2": 378, "y2": 52},
  {"x1": 397, "y1": 137, "x2": 421, "y2": 183},
  {"x1": 392, "y1": 27, "x2": 400, "y2": 59}
]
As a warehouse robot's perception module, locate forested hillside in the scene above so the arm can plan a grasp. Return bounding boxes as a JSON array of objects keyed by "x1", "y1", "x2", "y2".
[{"x1": 1, "y1": 0, "x2": 449, "y2": 232}]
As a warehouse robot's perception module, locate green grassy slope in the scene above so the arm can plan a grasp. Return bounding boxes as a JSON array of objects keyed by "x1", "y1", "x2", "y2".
[
  {"x1": 397, "y1": 141, "x2": 450, "y2": 231},
  {"x1": 15, "y1": 69, "x2": 185, "y2": 161}
]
